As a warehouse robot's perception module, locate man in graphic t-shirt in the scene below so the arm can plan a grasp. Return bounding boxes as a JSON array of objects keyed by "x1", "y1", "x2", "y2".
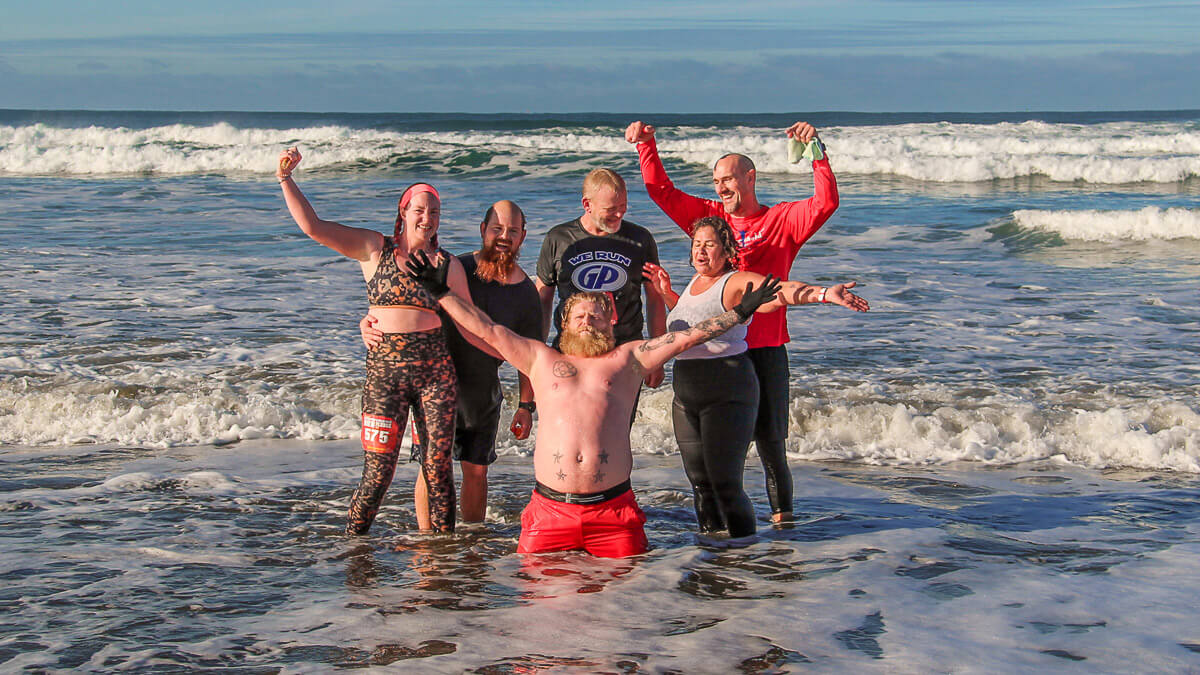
[
  {"x1": 535, "y1": 168, "x2": 667, "y2": 390},
  {"x1": 624, "y1": 119, "x2": 841, "y2": 524}
]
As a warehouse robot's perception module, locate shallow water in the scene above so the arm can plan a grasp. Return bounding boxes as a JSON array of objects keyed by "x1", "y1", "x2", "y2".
[
  {"x1": 3, "y1": 109, "x2": 1200, "y2": 671},
  {"x1": 4, "y1": 441, "x2": 1200, "y2": 671}
]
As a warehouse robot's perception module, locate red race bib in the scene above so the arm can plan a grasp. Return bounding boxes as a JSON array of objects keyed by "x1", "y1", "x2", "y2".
[{"x1": 360, "y1": 414, "x2": 399, "y2": 454}]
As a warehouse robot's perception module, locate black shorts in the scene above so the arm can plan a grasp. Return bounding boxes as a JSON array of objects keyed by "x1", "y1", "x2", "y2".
[
  {"x1": 746, "y1": 345, "x2": 791, "y2": 442},
  {"x1": 453, "y1": 399, "x2": 502, "y2": 466}
]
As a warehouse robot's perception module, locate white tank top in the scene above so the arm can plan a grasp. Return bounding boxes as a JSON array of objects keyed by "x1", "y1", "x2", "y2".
[{"x1": 667, "y1": 270, "x2": 748, "y2": 360}]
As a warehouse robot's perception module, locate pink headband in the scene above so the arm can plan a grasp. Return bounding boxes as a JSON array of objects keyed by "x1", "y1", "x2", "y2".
[{"x1": 399, "y1": 184, "x2": 441, "y2": 210}]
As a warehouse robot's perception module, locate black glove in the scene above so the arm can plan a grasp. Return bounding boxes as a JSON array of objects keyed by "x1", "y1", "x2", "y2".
[
  {"x1": 405, "y1": 249, "x2": 451, "y2": 299},
  {"x1": 733, "y1": 274, "x2": 782, "y2": 320}
]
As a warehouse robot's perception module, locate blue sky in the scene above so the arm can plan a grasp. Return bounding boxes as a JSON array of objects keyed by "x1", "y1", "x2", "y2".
[{"x1": 2, "y1": 0, "x2": 1199, "y2": 112}]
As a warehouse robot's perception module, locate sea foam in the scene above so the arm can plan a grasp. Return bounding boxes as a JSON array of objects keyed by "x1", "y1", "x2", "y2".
[
  {"x1": 4, "y1": 119, "x2": 1200, "y2": 183},
  {"x1": 5, "y1": 372, "x2": 1197, "y2": 473},
  {"x1": 1013, "y1": 206, "x2": 1200, "y2": 241},
  {"x1": 786, "y1": 392, "x2": 1200, "y2": 473}
]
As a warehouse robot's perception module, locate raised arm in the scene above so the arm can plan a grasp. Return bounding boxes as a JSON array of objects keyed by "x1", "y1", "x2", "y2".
[
  {"x1": 407, "y1": 251, "x2": 545, "y2": 374},
  {"x1": 642, "y1": 262, "x2": 679, "y2": 310},
  {"x1": 631, "y1": 275, "x2": 783, "y2": 373},
  {"x1": 778, "y1": 122, "x2": 840, "y2": 246},
  {"x1": 785, "y1": 121, "x2": 820, "y2": 144},
  {"x1": 625, "y1": 121, "x2": 719, "y2": 234},
  {"x1": 277, "y1": 147, "x2": 382, "y2": 261}
]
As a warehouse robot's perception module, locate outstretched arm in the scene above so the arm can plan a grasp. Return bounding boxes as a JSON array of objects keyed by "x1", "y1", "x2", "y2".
[
  {"x1": 358, "y1": 255, "x2": 484, "y2": 350},
  {"x1": 631, "y1": 275, "x2": 783, "y2": 372},
  {"x1": 780, "y1": 281, "x2": 868, "y2": 312},
  {"x1": 724, "y1": 272, "x2": 869, "y2": 313},
  {"x1": 440, "y1": 294, "x2": 541, "y2": 374},
  {"x1": 277, "y1": 147, "x2": 382, "y2": 261},
  {"x1": 438, "y1": 255, "x2": 507, "y2": 360},
  {"x1": 408, "y1": 251, "x2": 543, "y2": 374}
]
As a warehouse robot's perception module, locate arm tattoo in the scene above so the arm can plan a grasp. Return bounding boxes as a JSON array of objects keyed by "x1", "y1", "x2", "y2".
[
  {"x1": 638, "y1": 311, "x2": 740, "y2": 355},
  {"x1": 638, "y1": 333, "x2": 677, "y2": 352},
  {"x1": 689, "y1": 310, "x2": 740, "y2": 339},
  {"x1": 552, "y1": 360, "x2": 578, "y2": 378}
]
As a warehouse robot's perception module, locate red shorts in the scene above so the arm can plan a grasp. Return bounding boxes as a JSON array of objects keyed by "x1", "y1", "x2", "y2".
[{"x1": 517, "y1": 489, "x2": 648, "y2": 558}]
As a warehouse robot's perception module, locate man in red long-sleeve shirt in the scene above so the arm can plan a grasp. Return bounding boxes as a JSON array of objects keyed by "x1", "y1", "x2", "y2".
[{"x1": 625, "y1": 119, "x2": 839, "y2": 524}]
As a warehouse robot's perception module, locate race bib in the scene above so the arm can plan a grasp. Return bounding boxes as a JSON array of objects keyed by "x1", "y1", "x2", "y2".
[{"x1": 361, "y1": 414, "x2": 399, "y2": 454}]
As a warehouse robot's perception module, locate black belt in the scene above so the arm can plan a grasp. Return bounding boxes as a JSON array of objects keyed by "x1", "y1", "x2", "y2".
[{"x1": 535, "y1": 479, "x2": 631, "y2": 505}]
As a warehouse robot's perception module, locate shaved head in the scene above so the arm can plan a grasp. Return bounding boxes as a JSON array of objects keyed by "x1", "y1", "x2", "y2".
[{"x1": 715, "y1": 153, "x2": 755, "y2": 174}]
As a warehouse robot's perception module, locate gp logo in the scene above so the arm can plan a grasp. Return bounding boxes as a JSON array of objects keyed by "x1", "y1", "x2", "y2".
[{"x1": 571, "y1": 262, "x2": 627, "y2": 292}]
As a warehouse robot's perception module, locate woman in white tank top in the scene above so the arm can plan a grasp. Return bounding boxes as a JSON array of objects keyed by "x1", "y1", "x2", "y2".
[{"x1": 644, "y1": 217, "x2": 867, "y2": 538}]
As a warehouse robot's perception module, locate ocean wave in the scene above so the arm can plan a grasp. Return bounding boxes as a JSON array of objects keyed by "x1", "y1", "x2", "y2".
[
  {"x1": 3, "y1": 119, "x2": 1199, "y2": 184},
  {"x1": 1012, "y1": 206, "x2": 1200, "y2": 241},
  {"x1": 0, "y1": 370, "x2": 361, "y2": 448},
  {"x1": 783, "y1": 389, "x2": 1200, "y2": 473},
  {"x1": 804, "y1": 120, "x2": 1200, "y2": 183},
  {"x1": 5, "y1": 373, "x2": 1198, "y2": 474}
]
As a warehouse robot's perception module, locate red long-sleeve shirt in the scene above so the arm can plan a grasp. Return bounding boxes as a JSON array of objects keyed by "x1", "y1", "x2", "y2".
[{"x1": 637, "y1": 137, "x2": 839, "y2": 348}]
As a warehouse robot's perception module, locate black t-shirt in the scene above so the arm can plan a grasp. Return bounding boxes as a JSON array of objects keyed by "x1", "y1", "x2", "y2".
[
  {"x1": 535, "y1": 218, "x2": 660, "y2": 345},
  {"x1": 441, "y1": 254, "x2": 543, "y2": 424}
]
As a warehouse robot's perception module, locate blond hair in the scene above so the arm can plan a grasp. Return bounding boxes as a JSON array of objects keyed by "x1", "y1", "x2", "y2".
[
  {"x1": 560, "y1": 291, "x2": 614, "y2": 325},
  {"x1": 582, "y1": 168, "x2": 626, "y2": 198}
]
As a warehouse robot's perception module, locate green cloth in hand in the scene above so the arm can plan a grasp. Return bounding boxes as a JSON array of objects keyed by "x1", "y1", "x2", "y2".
[{"x1": 787, "y1": 138, "x2": 825, "y2": 163}]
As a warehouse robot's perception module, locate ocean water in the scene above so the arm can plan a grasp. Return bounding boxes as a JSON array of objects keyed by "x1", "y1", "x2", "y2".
[{"x1": 2, "y1": 109, "x2": 1199, "y2": 671}]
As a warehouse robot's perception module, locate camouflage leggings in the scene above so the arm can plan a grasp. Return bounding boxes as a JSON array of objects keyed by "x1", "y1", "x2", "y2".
[{"x1": 348, "y1": 329, "x2": 457, "y2": 534}]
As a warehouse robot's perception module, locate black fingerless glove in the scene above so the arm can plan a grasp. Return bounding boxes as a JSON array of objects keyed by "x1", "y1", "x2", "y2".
[
  {"x1": 733, "y1": 274, "x2": 783, "y2": 321},
  {"x1": 405, "y1": 249, "x2": 451, "y2": 299}
]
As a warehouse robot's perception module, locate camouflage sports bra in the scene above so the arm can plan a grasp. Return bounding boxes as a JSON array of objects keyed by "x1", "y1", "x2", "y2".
[{"x1": 365, "y1": 237, "x2": 443, "y2": 310}]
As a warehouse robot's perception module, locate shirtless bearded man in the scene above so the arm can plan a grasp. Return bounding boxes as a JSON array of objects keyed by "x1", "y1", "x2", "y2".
[{"x1": 406, "y1": 250, "x2": 783, "y2": 557}]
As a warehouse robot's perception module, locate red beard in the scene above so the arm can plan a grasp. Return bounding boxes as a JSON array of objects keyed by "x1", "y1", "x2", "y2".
[
  {"x1": 559, "y1": 326, "x2": 615, "y2": 357},
  {"x1": 475, "y1": 241, "x2": 517, "y2": 283}
]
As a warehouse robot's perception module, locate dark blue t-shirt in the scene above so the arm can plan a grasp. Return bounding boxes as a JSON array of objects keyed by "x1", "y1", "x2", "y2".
[{"x1": 535, "y1": 218, "x2": 660, "y2": 345}]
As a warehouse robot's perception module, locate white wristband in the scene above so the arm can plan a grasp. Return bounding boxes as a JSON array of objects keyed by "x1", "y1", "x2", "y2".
[{"x1": 818, "y1": 287, "x2": 827, "y2": 303}]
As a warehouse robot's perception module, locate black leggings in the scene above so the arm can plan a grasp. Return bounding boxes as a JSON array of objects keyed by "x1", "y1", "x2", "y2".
[
  {"x1": 746, "y1": 346, "x2": 793, "y2": 515},
  {"x1": 671, "y1": 354, "x2": 759, "y2": 537},
  {"x1": 350, "y1": 330, "x2": 457, "y2": 534}
]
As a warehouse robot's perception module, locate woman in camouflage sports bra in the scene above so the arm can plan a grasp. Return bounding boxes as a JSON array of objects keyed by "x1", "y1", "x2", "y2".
[{"x1": 277, "y1": 147, "x2": 469, "y2": 535}]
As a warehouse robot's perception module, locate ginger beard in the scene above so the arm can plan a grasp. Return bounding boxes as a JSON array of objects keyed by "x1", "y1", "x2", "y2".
[
  {"x1": 474, "y1": 237, "x2": 518, "y2": 283},
  {"x1": 558, "y1": 325, "x2": 615, "y2": 358}
]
